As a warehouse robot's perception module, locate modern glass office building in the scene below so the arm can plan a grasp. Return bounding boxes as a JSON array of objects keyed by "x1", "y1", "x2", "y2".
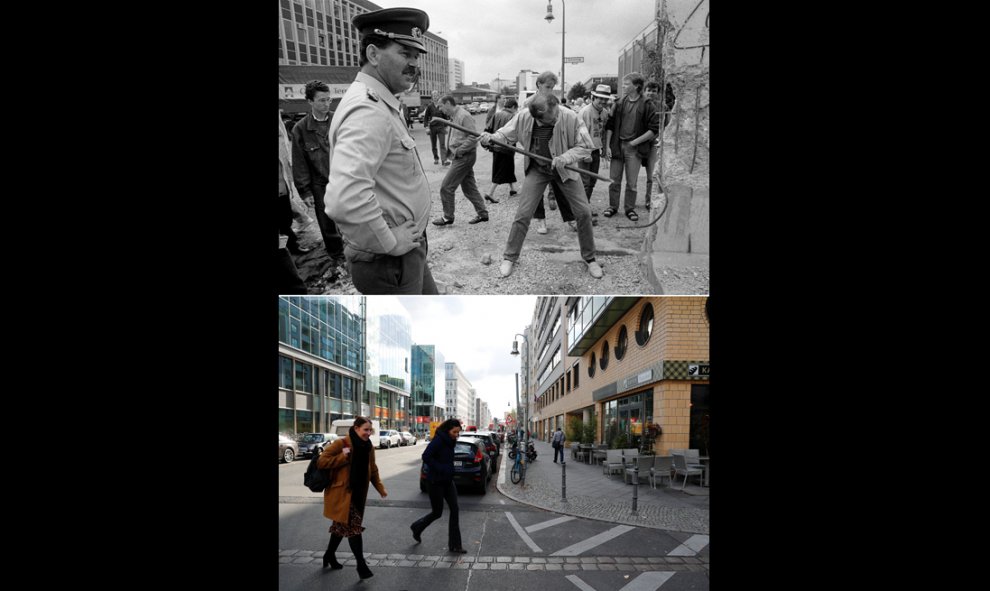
[
  {"x1": 411, "y1": 344, "x2": 445, "y2": 437},
  {"x1": 366, "y1": 298, "x2": 412, "y2": 431},
  {"x1": 278, "y1": 296, "x2": 365, "y2": 435}
]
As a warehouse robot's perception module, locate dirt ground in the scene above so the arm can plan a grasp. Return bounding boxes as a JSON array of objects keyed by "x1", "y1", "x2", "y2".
[{"x1": 291, "y1": 114, "x2": 709, "y2": 295}]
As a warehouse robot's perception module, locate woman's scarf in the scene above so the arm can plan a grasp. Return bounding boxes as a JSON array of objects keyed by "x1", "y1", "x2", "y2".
[{"x1": 348, "y1": 426, "x2": 372, "y2": 491}]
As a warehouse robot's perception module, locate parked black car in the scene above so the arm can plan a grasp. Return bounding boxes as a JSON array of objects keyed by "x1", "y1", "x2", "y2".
[
  {"x1": 295, "y1": 432, "x2": 339, "y2": 458},
  {"x1": 460, "y1": 432, "x2": 499, "y2": 465},
  {"x1": 419, "y1": 438, "x2": 491, "y2": 494}
]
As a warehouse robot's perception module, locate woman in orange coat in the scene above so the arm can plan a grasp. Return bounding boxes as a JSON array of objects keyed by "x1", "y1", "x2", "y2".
[{"x1": 317, "y1": 416, "x2": 388, "y2": 579}]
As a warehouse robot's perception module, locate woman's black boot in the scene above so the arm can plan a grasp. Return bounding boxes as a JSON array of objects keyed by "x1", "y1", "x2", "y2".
[
  {"x1": 323, "y1": 534, "x2": 344, "y2": 569},
  {"x1": 349, "y1": 534, "x2": 373, "y2": 579}
]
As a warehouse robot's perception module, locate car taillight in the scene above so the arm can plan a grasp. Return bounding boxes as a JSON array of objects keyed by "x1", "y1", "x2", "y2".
[{"x1": 475, "y1": 449, "x2": 484, "y2": 463}]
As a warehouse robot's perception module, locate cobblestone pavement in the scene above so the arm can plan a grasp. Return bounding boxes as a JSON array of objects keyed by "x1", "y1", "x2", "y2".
[
  {"x1": 496, "y1": 439, "x2": 709, "y2": 535},
  {"x1": 278, "y1": 549, "x2": 708, "y2": 572}
]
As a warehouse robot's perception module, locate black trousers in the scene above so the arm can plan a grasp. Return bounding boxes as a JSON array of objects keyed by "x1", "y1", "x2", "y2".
[
  {"x1": 277, "y1": 248, "x2": 307, "y2": 294},
  {"x1": 347, "y1": 233, "x2": 439, "y2": 295},
  {"x1": 310, "y1": 183, "x2": 345, "y2": 258},
  {"x1": 277, "y1": 194, "x2": 300, "y2": 251},
  {"x1": 553, "y1": 443, "x2": 564, "y2": 463},
  {"x1": 411, "y1": 480, "x2": 462, "y2": 549}
]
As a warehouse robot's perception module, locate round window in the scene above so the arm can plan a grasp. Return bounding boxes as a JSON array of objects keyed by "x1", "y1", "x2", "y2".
[
  {"x1": 615, "y1": 326, "x2": 628, "y2": 360},
  {"x1": 588, "y1": 352, "x2": 596, "y2": 377},
  {"x1": 635, "y1": 303, "x2": 655, "y2": 346},
  {"x1": 600, "y1": 341, "x2": 610, "y2": 370}
]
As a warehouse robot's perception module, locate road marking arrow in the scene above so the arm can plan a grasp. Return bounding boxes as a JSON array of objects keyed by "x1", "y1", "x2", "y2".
[
  {"x1": 525, "y1": 515, "x2": 576, "y2": 533},
  {"x1": 505, "y1": 511, "x2": 542, "y2": 552}
]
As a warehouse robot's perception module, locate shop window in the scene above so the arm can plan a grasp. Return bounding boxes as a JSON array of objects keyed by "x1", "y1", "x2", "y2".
[
  {"x1": 600, "y1": 341, "x2": 609, "y2": 371},
  {"x1": 635, "y1": 303, "x2": 654, "y2": 347},
  {"x1": 615, "y1": 325, "x2": 627, "y2": 360}
]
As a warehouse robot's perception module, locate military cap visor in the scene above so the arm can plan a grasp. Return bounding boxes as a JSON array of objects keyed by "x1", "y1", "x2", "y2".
[{"x1": 353, "y1": 7, "x2": 430, "y2": 53}]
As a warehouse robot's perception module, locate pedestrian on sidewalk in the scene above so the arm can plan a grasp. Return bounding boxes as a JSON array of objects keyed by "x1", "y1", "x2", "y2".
[
  {"x1": 317, "y1": 416, "x2": 388, "y2": 580},
  {"x1": 552, "y1": 426, "x2": 566, "y2": 463},
  {"x1": 483, "y1": 98, "x2": 519, "y2": 202},
  {"x1": 410, "y1": 418, "x2": 468, "y2": 554},
  {"x1": 432, "y1": 95, "x2": 489, "y2": 226},
  {"x1": 290, "y1": 80, "x2": 346, "y2": 262},
  {"x1": 423, "y1": 90, "x2": 449, "y2": 164}
]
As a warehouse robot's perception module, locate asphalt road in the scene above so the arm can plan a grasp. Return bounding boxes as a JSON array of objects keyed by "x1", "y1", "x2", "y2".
[{"x1": 279, "y1": 443, "x2": 709, "y2": 590}]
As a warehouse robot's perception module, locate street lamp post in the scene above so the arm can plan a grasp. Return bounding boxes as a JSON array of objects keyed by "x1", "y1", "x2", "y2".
[
  {"x1": 545, "y1": 1, "x2": 565, "y2": 100},
  {"x1": 511, "y1": 333, "x2": 530, "y2": 484}
]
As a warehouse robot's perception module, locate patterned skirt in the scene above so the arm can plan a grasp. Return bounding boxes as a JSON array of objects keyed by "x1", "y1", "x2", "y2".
[{"x1": 329, "y1": 504, "x2": 366, "y2": 538}]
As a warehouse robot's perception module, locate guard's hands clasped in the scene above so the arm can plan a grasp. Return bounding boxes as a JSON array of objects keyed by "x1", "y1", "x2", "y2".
[{"x1": 387, "y1": 220, "x2": 422, "y2": 257}]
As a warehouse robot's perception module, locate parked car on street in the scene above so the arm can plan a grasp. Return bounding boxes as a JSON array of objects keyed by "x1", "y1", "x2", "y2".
[
  {"x1": 331, "y1": 418, "x2": 381, "y2": 448},
  {"x1": 459, "y1": 432, "x2": 499, "y2": 464},
  {"x1": 399, "y1": 431, "x2": 417, "y2": 446},
  {"x1": 419, "y1": 437, "x2": 491, "y2": 494},
  {"x1": 295, "y1": 432, "x2": 339, "y2": 458},
  {"x1": 379, "y1": 430, "x2": 402, "y2": 449},
  {"x1": 279, "y1": 433, "x2": 299, "y2": 463}
]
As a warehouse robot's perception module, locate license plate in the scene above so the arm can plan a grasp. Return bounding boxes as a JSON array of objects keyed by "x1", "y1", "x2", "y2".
[{"x1": 453, "y1": 461, "x2": 463, "y2": 466}]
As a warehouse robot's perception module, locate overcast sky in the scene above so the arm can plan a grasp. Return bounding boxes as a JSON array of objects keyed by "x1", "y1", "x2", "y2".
[
  {"x1": 370, "y1": 0, "x2": 659, "y2": 90},
  {"x1": 395, "y1": 295, "x2": 538, "y2": 423}
]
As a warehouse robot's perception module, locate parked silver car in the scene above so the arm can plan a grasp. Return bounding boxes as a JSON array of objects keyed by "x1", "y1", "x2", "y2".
[
  {"x1": 279, "y1": 433, "x2": 299, "y2": 463},
  {"x1": 399, "y1": 431, "x2": 417, "y2": 446},
  {"x1": 379, "y1": 430, "x2": 402, "y2": 448}
]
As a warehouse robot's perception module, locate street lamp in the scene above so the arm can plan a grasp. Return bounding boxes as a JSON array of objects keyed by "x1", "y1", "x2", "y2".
[
  {"x1": 511, "y1": 333, "x2": 530, "y2": 483},
  {"x1": 544, "y1": 1, "x2": 565, "y2": 100}
]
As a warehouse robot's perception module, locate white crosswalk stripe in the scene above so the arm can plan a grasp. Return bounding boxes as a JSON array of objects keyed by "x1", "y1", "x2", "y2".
[
  {"x1": 566, "y1": 572, "x2": 676, "y2": 591},
  {"x1": 666, "y1": 534, "x2": 709, "y2": 556},
  {"x1": 550, "y1": 524, "x2": 636, "y2": 556}
]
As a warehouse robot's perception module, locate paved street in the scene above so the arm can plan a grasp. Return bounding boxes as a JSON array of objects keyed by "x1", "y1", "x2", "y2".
[
  {"x1": 291, "y1": 113, "x2": 709, "y2": 296},
  {"x1": 279, "y1": 438, "x2": 709, "y2": 590}
]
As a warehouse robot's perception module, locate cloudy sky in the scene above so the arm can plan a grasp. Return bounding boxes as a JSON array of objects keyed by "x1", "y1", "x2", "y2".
[
  {"x1": 370, "y1": 0, "x2": 660, "y2": 91},
  {"x1": 395, "y1": 295, "x2": 538, "y2": 423}
]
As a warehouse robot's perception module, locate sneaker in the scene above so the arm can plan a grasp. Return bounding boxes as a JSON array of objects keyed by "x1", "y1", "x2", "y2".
[
  {"x1": 587, "y1": 260, "x2": 603, "y2": 279},
  {"x1": 536, "y1": 219, "x2": 548, "y2": 234},
  {"x1": 468, "y1": 215, "x2": 489, "y2": 224},
  {"x1": 434, "y1": 158, "x2": 440, "y2": 165},
  {"x1": 499, "y1": 260, "x2": 514, "y2": 277},
  {"x1": 442, "y1": 160, "x2": 451, "y2": 166},
  {"x1": 567, "y1": 220, "x2": 578, "y2": 232},
  {"x1": 432, "y1": 216, "x2": 454, "y2": 226}
]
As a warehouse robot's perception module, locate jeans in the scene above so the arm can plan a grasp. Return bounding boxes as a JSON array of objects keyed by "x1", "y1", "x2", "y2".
[
  {"x1": 429, "y1": 126, "x2": 448, "y2": 161},
  {"x1": 642, "y1": 144, "x2": 659, "y2": 205},
  {"x1": 411, "y1": 480, "x2": 462, "y2": 549},
  {"x1": 579, "y1": 149, "x2": 602, "y2": 201},
  {"x1": 608, "y1": 141, "x2": 644, "y2": 212},
  {"x1": 347, "y1": 234, "x2": 439, "y2": 295},
  {"x1": 503, "y1": 166, "x2": 596, "y2": 263},
  {"x1": 439, "y1": 150, "x2": 487, "y2": 221},
  {"x1": 553, "y1": 443, "x2": 564, "y2": 463}
]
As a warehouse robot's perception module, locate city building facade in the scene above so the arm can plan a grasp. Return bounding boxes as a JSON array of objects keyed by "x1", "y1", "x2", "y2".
[
  {"x1": 411, "y1": 345, "x2": 446, "y2": 438},
  {"x1": 278, "y1": 0, "x2": 448, "y2": 96},
  {"x1": 365, "y1": 298, "x2": 412, "y2": 431},
  {"x1": 278, "y1": 296, "x2": 366, "y2": 435},
  {"x1": 533, "y1": 297, "x2": 709, "y2": 455},
  {"x1": 445, "y1": 362, "x2": 475, "y2": 425},
  {"x1": 449, "y1": 58, "x2": 464, "y2": 90},
  {"x1": 528, "y1": 297, "x2": 573, "y2": 439}
]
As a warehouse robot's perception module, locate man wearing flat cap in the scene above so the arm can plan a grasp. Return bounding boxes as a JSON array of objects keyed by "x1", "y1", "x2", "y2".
[{"x1": 324, "y1": 7, "x2": 438, "y2": 294}]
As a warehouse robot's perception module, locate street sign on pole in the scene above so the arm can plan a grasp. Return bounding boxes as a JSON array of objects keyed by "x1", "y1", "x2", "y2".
[{"x1": 563, "y1": 57, "x2": 584, "y2": 64}]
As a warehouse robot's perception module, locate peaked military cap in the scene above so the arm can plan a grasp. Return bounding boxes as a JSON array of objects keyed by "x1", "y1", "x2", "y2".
[{"x1": 352, "y1": 7, "x2": 430, "y2": 53}]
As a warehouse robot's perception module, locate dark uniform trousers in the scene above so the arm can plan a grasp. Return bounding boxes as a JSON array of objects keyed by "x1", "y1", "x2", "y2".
[{"x1": 347, "y1": 232, "x2": 438, "y2": 294}]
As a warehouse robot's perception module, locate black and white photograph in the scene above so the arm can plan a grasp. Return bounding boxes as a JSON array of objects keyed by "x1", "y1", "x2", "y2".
[{"x1": 278, "y1": 0, "x2": 708, "y2": 296}]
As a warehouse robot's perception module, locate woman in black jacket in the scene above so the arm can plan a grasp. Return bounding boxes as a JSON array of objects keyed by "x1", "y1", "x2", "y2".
[{"x1": 410, "y1": 418, "x2": 467, "y2": 553}]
